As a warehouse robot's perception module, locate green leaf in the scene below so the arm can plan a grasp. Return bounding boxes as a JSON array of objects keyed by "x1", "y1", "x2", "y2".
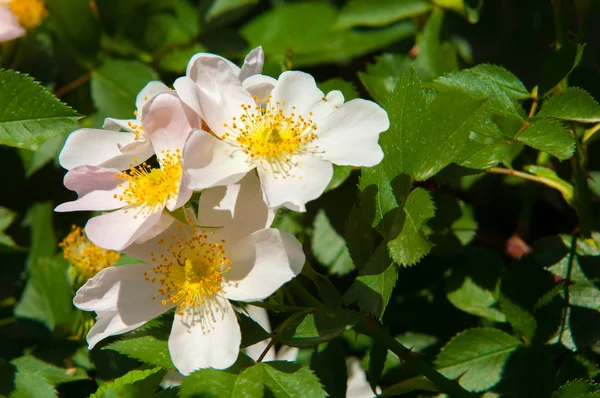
[
  {"x1": 238, "y1": 310, "x2": 270, "y2": 348},
  {"x1": 387, "y1": 188, "x2": 436, "y2": 266},
  {"x1": 18, "y1": 133, "x2": 66, "y2": 177},
  {"x1": 539, "y1": 43, "x2": 585, "y2": 97},
  {"x1": 318, "y1": 78, "x2": 359, "y2": 102},
  {"x1": 179, "y1": 368, "x2": 238, "y2": 397},
  {"x1": 206, "y1": 0, "x2": 259, "y2": 21},
  {"x1": 0, "y1": 70, "x2": 79, "y2": 150},
  {"x1": 523, "y1": 165, "x2": 574, "y2": 204},
  {"x1": 335, "y1": 0, "x2": 431, "y2": 29},
  {"x1": 435, "y1": 327, "x2": 523, "y2": 392},
  {"x1": 415, "y1": 9, "x2": 458, "y2": 80},
  {"x1": 325, "y1": 165, "x2": 354, "y2": 192},
  {"x1": 159, "y1": 43, "x2": 208, "y2": 73},
  {"x1": 310, "y1": 340, "x2": 348, "y2": 398},
  {"x1": 241, "y1": 2, "x2": 415, "y2": 68},
  {"x1": 427, "y1": 192, "x2": 477, "y2": 252},
  {"x1": 14, "y1": 255, "x2": 75, "y2": 332},
  {"x1": 260, "y1": 362, "x2": 326, "y2": 398},
  {"x1": 446, "y1": 248, "x2": 506, "y2": 322},
  {"x1": 516, "y1": 119, "x2": 575, "y2": 160},
  {"x1": 278, "y1": 310, "x2": 362, "y2": 348},
  {"x1": 343, "y1": 243, "x2": 398, "y2": 319},
  {"x1": 311, "y1": 210, "x2": 355, "y2": 276},
  {"x1": 140, "y1": 1, "x2": 200, "y2": 53},
  {"x1": 553, "y1": 380, "x2": 600, "y2": 398},
  {"x1": 23, "y1": 202, "x2": 56, "y2": 270},
  {"x1": 358, "y1": 53, "x2": 413, "y2": 103},
  {"x1": 104, "y1": 335, "x2": 175, "y2": 370},
  {"x1": 91, "y1": 58, "x2": 159, "y2": 119},
  {"x1": 499, "y1": 296, "x2": 537, "y2": 342},
  {"x1": 537, "y1": 87, "x2": 600, "y2": 123},
  {"x1": 0, "y1": 206, "x2": 17, "y2": 249},
  {"x1": 90, "y1": 367, "x2": 165, "y2": 398},
  {"x1": 382, "y1": 67, "x2": 486, "y2": 181},
  {"x1": 431, "y1": 63, "x2": 530, "y2": 118},
  {"x1": 11, "y1": 356, "x2": 88, "y2": 398}
]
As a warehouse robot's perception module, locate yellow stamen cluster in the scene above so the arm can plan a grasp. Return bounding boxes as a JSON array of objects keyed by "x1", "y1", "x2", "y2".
[
  {"x1": 9, "y1": 0, "x2": 48, "y2": 29},
  {"x1": 60, "y1": 226, "x2": 120, "y2": 279},
  {"x1": 127, "y1": 112, "x2": 145, "y2": 140},
  {"x1": 115, "y1": 150, "x2": 182, "y2": 215},
  {"x1": 222, "y1": 95, "x2": 317, "y2": 176},
  {"x1": 145, "y1": 223, "x2": 231, "y2": 319}
]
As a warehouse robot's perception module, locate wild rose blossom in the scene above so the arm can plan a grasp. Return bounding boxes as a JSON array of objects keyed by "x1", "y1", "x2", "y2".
[
  {"x1": 0, "y1": 0, "x2": 47, "y2": 43},
  {"x1": 73, "y1": 173, "x2": 304, "y2": 375},
  {"x1": 56, "y1": 93, "x2": 197, "y2": 251},
  {"x1": 175, "y1": 56, "x2": 389, "y2": 211}
]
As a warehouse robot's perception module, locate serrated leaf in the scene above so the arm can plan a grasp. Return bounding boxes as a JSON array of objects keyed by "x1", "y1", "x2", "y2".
[
  {"x1": 537, "y1": 87, "x2": 600, "y2": 123},
  {"x1": 14, "y1": 255, "x2": 75, "y2": 331},
  {"x1": 516, "y1": 119, "x2": 575, "y2": 160},
  {"x1": 387, "y1": 188, "x2": 436, "y2": 266},
  {"x1": 0, "y1": 70, "x2": 79, "y2": 150},
  {"x1": 241, "y1": 2, "x2": 415, "y2": 68},
  {"x1": 553, "y1": 379, "x2": 600, "y2": 398},
  {"x1": 238, "y1": 310, "x2": 270, "y2": 348},
  {"x1": 435, "y1": 327, "x2": 523, "y2": 392},
  {"x1": 261, "y1": 362, "x2": 326, "y2": 398},
  {"x1": 0, "y1": 206, "x2": 17, "y2": 249},
  {"x1": 318, "y1": 78, "x2": 359, "y2": 102},
  {"x1": 310, "y1": 340, "x2": 347, "y2": 398},
  {"x1": 431, "y1": 63, "x2": 530, "y2": 118},
  {"x1": 427, "y1": 192, "x2": 477, "y2": 252},
  {"x1": 343, "y1": 243, "x2": 397, "y2": 319},
  {"x1": 179, "y1": 368, "x2": 238, "y2": 397},
  {"x1": 104, "y1": 335, "x2": 174, "y2": 370},
  {"x1": 206, "y1": 0, "x2": 259, "y2": 21},
  {"x1": 335, "y1": 0, "x2": 431, "y2": 29},
  {"x1": 91, "y1": 59, "x2": 159, "y2": 119},
  {"x1": 312, "y1": 210, "x2": 355, "y2": 276},
  {"x1": 524, "y1": 165, "x2": 574, "y2": 204},
  {"x1": 11, "y1": 355, "x2": 88, "y2": 398},
  {"x1": 539, "y1": 43, "x2": 585, "y2": 97},
  {"x1": 90, "y1": 367, "x2": 164, "y2": 398},
  {"x1": 278, "y1": 310, "x2": 362, "y2": 348},
  {"x1": 358, "y1": 53, "x2": 413, "y2": 103},
  {"x1": 499, "y1": 296, "x2": 537, "y2": 342},
  {"x1": 415, "y1": 9, "x2": 458, "y2": 80}
]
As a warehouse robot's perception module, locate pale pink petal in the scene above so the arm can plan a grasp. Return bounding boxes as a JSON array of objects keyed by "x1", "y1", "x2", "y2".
[
  {"x1": 224, "y1": 229, "x2": 305, "y2": 302},
  {"x1": 238, "y1": 46, "x2": 264, "y2": 81},
  {"x1": 85, "y1": 206, "x2": 163, "y2": 251},
  {"x1": 73, "y1": 263, "x2": 174, "y2": 349},
  {"x1": 134, "y1": 212, "x2": 176, "y2": 245},
  {"x1": 55, "y1": 166, "x2": 123, "y2": 212},
  {"x1": 312, "y1": 99, "x2": 388, "y2": 167},
  {"x1": 243, "y1": 74, "x2": 276, "y2": 102},
  {"x1": 143, "y1": 92, "x2": 199, "y2": 156},
  {"x1": 136, "y1": 81, "x2": 170, "y2": 115},
  {"x1": 0, "y1": 6, "x2": 25, "y2": 42},
  {"x1": 257, "y1": 155, "x2": 333, "y2": 211},
  {"x1": 271, "y1": 71, "x2": 325, "y2": 117},
  {"x1": 183, "y1": 130, "x2": 251, "y2": 190},
  {"x1": 173, "y1": 77, "x2": 203, "y2": 117},
  {"x1": 186, "y1": 53, "x2": 240, "y2": 82},
  {"x1": 59, "y1": 129, "x2": 152, "y2": 171},
  {"x1": 169, "y1": 297, "x2": 240, "y2": 374},
  {"x1": 243, "y1": 305, "x2": 275, "y2": 362},
  {"x1": 166, "y1": 169, "x2": 193, "y2": 212},
  {"x1": 197, "y1": 172, "x2": 274, "y2": 243},
  {"x1": 102, "y1": 118, "x2": 136, "y2": 132}
]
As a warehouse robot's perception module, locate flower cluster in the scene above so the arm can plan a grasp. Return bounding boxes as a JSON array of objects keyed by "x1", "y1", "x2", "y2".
[{"x1": 56, "y1": 48, "x2": 389, "y2": 375}]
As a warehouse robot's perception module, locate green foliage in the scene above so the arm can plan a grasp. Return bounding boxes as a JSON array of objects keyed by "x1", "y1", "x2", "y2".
[
  {"x1": 0, "y1": 70, "x2": 79, "y2": 150},
  {"x1": 90, "y1": 367, "x2": 165, "y2": 398},
  {"x1": 311, "y1": 210, "x2": 354, "y2": 276},
  {"x1": 335, "y1": 0, "x2": 431, "y2": 29},
  {"x1": 0, "y1": 206, "x2": 17, "y2": 249},
  {"x1": 537, "y1": 87, "x2": 600, "y2": 123},
  {"x1": 104, "y1": 335, "x2": 175, "y2": 370},
  {"x1": 11, "y1": 356, "x2": 88, "y2": 398},
  {"x1": 517, "y1": 119, "x2": 575, "y2": 160},
  {"x1": 553, "y1": 379, "x2": 600, "y2": 398},
  {"x1": 278, "y1": 310, "x2": 362, "y2": 348}
]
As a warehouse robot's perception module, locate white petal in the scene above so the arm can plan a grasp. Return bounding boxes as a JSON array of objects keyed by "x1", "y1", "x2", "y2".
[
  {"x1": 134, "y1": 212, "x2": 176, "y2": 245},
  {"x1": 143, "y1": 92, "x2": 199, "y2": 156},
  {"x1": 243, "y1": 74, "x2": 276, "y2": 102},
  {"x1": 238, "y1": 46, "x2": 265, "y2": 81},
  {"x1": 55, "y1": 166, "x2": 123, "y2": 212},
  {"x1": 85, "y1": 206, "x2": 163, "y2": 251},
  {"x1": 308, "y1": 90, "x2": 345, "y2": 122},
  {"x1": 243, "y1": 305, "x2": 276, "y2": 362},
  {"x1": 313, "y1": 99, "x2": 388, "y2": 167},
  {"x1": 183, "y1": 130, "x2": 251, "y2": 190},
  {"x1": 186, "y1": 53, "x2": 240, "y2": 82},
  {"x1": 103, "y1": 118, "x2": 136, "y2": 132},
  {"x1": 73, "y1": 263, "x2": 174, "y2": 349},
  {"x1": 346, "y1": 358, "x2": 376, "y2": 398},
  {"x1": 271, "y1": 71, "x2": 325, "y2": 117},
  {"x1": 136, "y1": 81, "x2": 170, "y2": 115},
  {"x1": 276, "y1": 346, "x2": 299, "y2": 362},
  {"x1": 257, "y1": 155, "x2": 333, "y2": 211},
  {"x1": 197, "y1": 172, "x2": 274, "y2": 243},
  {"x1": 173, "y1": 77, "x2": 203, "y2": 117},
  {"x1": 59, "y1": 129, "x2": 152, "y2": 171},
  {"x1": 169, "y1": 297, "x2": 240, "y2": 374},
  {"x1": 187, "y1": 56, "x2": 256, "y2": 139},
  {"x1": 166, "y1": 169, "x2": 193, "y2": 212},
  {"x1": 160, "y1": 371, "x2": 184, "y2": 389},
  {"x1": 0, "y1": 6, "x2": 24, "y2": 42},
  {"x1": 224, "y1": 229, "x2": 305, "y2": 302}
]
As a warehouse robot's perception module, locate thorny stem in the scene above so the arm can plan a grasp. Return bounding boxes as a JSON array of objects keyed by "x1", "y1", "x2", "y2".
[
  {"x1": 256, "y1": 310, "x2": 311, "y2": 363},
  {"x1": 355, "y1": 320, "x2": 478, "y2": 398},
  {"x1": 487, "y1": 167, "x2": 571, "y2": 198}
]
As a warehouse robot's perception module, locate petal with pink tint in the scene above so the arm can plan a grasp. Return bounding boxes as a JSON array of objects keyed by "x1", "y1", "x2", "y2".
[{"x1": 0, "y1": 6, "x2": 24, "y2": 43}]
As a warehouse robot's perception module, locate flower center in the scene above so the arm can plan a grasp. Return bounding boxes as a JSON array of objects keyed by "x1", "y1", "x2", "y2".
[
  {"x1": 60, "y1": 225, "x2": 120, "y2": 279},
  {"x1": 115, "y1": 150, "x2": 182, "y2": 215},
  {"x1": 145, "y1": 224, "x2": 231, "y2": 318},
  {"x1": 9, "y1": 0, "x2": 48, "y2": 29},
  {"x1": 222, "y1": 95, "x2": 318, "y2": 176}
]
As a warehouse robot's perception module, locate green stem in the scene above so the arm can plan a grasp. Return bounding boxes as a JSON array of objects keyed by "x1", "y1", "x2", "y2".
[
  {"x1": 572, "y1": 151, "x2": 596, "y2": 236},
  {"x1": 552, "y1": 0, "x2": 568, "y2": 49},
  {"x1": 289, "y1": 279, "x2": 323, "y2": 308},
  {"x1": 356, "y1": 321, "x2": 478, "y2": 398},
  {"x1": 582, "y1": 122, "x2": 600, "y2": 146}
]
